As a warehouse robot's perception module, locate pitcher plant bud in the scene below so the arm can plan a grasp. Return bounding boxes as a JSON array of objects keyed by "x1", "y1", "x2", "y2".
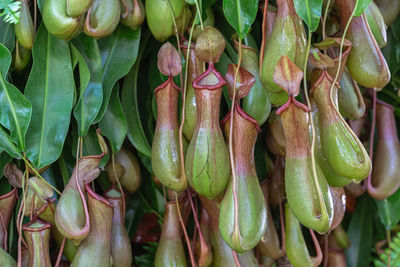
[{"x1": 195, "y1": 27, "x2": 226, "y2": 63}]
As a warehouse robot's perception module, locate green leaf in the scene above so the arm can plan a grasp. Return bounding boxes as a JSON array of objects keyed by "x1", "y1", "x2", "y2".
[
  {"x1": 24, "y1": 24, "x2": 74, "y2": 168},
  {"x1": 99, "y1": 84, "x2": 127, "y2": 153},
  {"x1": 0, "y1": 124, "x2": 21, "y2": 158},
  {"x1": 71, "y1": 35, "x2": 103, "y2": 137},
  {"x1": 222, "y1": 0, "x2": 258, "y2": 39},
  {"x1": 0, "y1": 43, "x2": 31, "y2": 151},
  {"x1": 94, "y1": 25, "x2": 140, "y2": 122},
  {"x1": 121, "y1": 58, "x2": 151, "y2": 158},
  {"x1": 353, "y1": 0, "x2": 372, "y2": 17},
  {"x1": 0, "y1": 18, "x2": 14, "y2": 52},
  {"x1": 375, "y1": 189, "x2": 400, "y2": 230},
  {"x1": 345, "y1": 194, "x2": 375, "y2": 267},
  {"x1": 293, "y1": 0, "x2": 324, "y2": 32}
]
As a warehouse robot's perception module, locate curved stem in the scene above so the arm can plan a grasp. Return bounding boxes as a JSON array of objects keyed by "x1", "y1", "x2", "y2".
[
  {"x1": 259, "y1": 0, "x2": 269, "y2": 74},
  {"x1": 178, "y1": 19, "x2": 196, "y2": 197},
  {"x1": 74, "y1": 137, "x2": 90, "y2": 241},
  {"x1": 322, "y1": 0, "x2": 331, "y2": 40},
  {"x1": 229, "y1": 38, "x2": 243, "y2": 250},
  {"x1": 54, "y1": 237, "x2": 66, "y2": 267},
  {"x1": 329, "y1": 10, "x2": 355, "y2": 100},
  {"x1": 120, "y1": 0, "x2": 129, "y2": 18},
  {"x1": 187, "y1": 189, "x2": 206, "y2": 253},
  {"x1": 310, "y1": 229, "x2": 323, "y2": 266},
  {"x1": 111, "y1": 153, "x2": 126, "y2": 217},
  {"x1": 167, "y1": 0, "x2": 188, "y2": 193},
  {"x1": 21, "y1": 157, "x2": 61, "y2": 195},
  {"x1": 232, "y1": 251, "x2": 242, "y2": 267},
  {"x1": 194, "y1": 0, "x2": 204, "y2": 30},
  {"x1": 79, "y1": 138, "x2": 83, "y2": 158},
  {"x1": 303, "y1": 30, "x2": 327, "y2": 228},
  {"x1": 175, "y1": 193, "x2": 196, "y2": 267}
]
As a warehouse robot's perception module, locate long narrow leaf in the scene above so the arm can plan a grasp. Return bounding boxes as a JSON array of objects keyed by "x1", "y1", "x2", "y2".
[
  {"x1": 121, "y1": 60, "x2": 151, "y2": 158},
  {"x1": 345, "y1": 194, "x2": 374, "y2": 267},
  {"x1": 71, "y1": 35, "x2": 103, "y2": 137},
  {"x1": 24, "y1": 24, "x2": 74, "y2": 168},
  {"x1": 99, "y1": 84, "x2": 127, "y2": 153},
  {"x1": 0, "y1": 42, "x2": 31, "y2": 151},
  {"x1": 94, "y1": 25, "x2": 140, "y2": 122}
]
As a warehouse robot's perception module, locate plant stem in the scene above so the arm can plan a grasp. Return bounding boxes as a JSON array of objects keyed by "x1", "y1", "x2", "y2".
[
  {"x1": 322, "y1": 0, "x2": 331, "y2": 39},
  {"x1": 21, "y1": 157, "x2": 61, "y2": 195},
  {"x1": 259, "y1": 0, "x2": 269, "y2": 73},
  {"x1": 194, "y1": 0, "x2": 204, "y2": 30},
  {"x1": 175, "y1": 193, "x2": 197, "y2": 267},
  {"x1": 111, "y1": 153, "x2": 126, "y2": 217},
  {"x1": 228, "y1": 38, "x2": 242, "y2": 267}
]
